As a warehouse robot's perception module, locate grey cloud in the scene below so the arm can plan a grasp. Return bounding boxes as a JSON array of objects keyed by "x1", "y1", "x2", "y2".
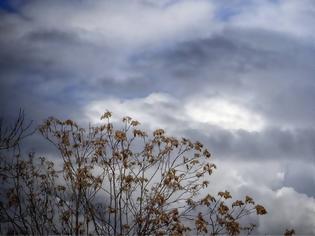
[
  {"x1": 237, "y1": 185, "x2": 315, "y2": 235},
  {"x1": 203, "y1": 159, "x2": 315, "y2": 234},
  {"x1": 283, "y1": 162, "x2": 315, "y2": 198},
  {"x1": 179, "y1": 124, "x2": 315, "y2": 163},
  {"x1": 26, "y1": 29, "x2": 79, "y2": 44},
  {"x1": 128, "y1": 28, "x2": 315, "y2": 129},
  {"x1": 1, "y1": 0, "x2": 315, "y2": 233}
]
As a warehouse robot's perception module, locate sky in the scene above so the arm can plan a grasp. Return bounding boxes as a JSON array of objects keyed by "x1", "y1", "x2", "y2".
[{"x1": 0, "y1": 0, "x2": 315, "y2": 234}]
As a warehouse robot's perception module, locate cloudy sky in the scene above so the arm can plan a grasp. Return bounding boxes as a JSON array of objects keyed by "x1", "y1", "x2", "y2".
[{"x1": 1, "y1": 0, "x2": 315, "y2": 234}]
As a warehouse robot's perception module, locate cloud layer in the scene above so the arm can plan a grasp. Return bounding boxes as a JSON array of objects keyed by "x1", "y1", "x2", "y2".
[{"x1": 1, "y1": 0, "x2": 314, "y2": 233}]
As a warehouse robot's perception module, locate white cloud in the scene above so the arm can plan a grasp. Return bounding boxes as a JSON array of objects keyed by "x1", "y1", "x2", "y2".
[
  {"x1": 259, "y1": 187, "x2": 315, "y2": 234},
  {"x1": 84, "y1": 93, "x2": 186, "y2": 132},
  {"x1": 276, "y1": 171, "x2": 285, "y2": 181},
  {"x1": 209, "y1": 160, "x2": 315, "y2": 235},
  {"x1": 85, "y1": 93, "x2": 266, "y2": 133},
  {"x1": 22, "y1": 0, "x2": 218, "y2": 48},
  {"x1": 186, "y1": 97, "x2": 266, "y2": 132},
  {"x1": 230, "y1": 0, "x2": 315, "y2": 41}
]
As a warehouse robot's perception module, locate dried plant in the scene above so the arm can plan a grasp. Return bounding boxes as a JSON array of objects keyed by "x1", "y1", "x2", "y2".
[
  {"x1": 0, "y1": 111, "x2": 268, "y2": 235},
  {"x1": 0, "y1": 109, "x2": 34, "y2": 150}
]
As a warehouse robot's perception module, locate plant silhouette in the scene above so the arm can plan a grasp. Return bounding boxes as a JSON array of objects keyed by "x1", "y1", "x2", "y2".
[{"x1": 0, "y1": 111, "x2": 267, "y2": 235}]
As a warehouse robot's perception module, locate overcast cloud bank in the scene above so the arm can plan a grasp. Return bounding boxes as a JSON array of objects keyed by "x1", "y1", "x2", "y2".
[{"x1": 0, "y1": 0, "x2": 315, "y2": 234}]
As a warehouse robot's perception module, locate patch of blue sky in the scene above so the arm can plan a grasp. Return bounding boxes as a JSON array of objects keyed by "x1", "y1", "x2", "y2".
[
  {"x1": 0, "y1": 0, "x2": 15, "y2": 12},
  {"x1": 215, "y1": 7, "x2": 239, "y2": 21},
  {"x1": 0, "y1": 0, "x2": 26, "y2": 13}
]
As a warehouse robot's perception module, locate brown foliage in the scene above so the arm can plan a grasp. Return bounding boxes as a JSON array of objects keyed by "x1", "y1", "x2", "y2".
[
  {"x1": 284, "y1": 229, "x2": 295, "y2": 236},
  {"x1": 0, "y1": 111, "x2": 268, "y2": 235}
]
